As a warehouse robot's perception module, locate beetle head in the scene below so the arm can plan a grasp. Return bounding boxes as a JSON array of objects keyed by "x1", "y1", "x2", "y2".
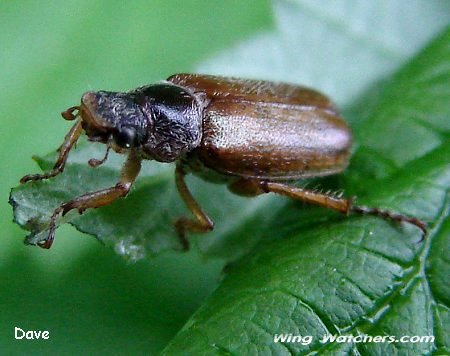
[{"x1": 62, "y1": 91, "x2": 149, "y2": 152}]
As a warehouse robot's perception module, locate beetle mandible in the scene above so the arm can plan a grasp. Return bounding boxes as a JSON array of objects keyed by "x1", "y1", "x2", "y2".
[{"x1": 20, "y1": 73, "x2": 427, "y2": 249}]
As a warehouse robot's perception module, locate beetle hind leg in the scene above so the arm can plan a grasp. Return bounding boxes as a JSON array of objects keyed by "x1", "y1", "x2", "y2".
[
  {"x1": 174, "y1": 165, "x2": 214, "y2": 250},
  {"x1": 257, "y1": 180, "x2": 427, "y2": 238}
]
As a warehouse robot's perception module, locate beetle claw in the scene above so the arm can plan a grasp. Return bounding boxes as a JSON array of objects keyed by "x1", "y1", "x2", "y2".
[{"x1": 37, "y1": 207, "x2": 64, "y2": 249}]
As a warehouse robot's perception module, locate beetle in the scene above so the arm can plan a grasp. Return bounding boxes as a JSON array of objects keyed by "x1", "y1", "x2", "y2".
[{"x1": 20, "y1": 73, "x2": 427, "y2": 249}]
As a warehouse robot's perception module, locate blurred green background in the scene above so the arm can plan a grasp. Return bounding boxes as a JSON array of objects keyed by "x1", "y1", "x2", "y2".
[{"x1": 1, "y1": 1, "x2": 272, "y2": 353}]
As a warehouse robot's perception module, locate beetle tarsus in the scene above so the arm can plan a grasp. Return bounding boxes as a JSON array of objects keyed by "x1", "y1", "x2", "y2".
[
  {"x1": 20, "y1": 120, "x2": 83, "y2": 184},
  {"x1": 174, "y1": 219, "x2": 191, "y2": 251},
  {"x1": 20, "y1": 167, "x2": 64, "y2": 184},
  {"x1": 37, "y1": 206, "x2": 63, "y2": 249},
  {"x1": 88, "y1": 146, "x2": 111, "y2": 168},
  {"x1": 350, "y1": 205, "x2": 427, "y2": 239},
  {"x1": 173, "y1": 165, "x2": 214, "y2": 250}
]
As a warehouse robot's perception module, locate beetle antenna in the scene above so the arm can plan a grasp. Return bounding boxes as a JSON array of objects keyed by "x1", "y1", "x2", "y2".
[
  {"x1": 88, "y1": 146, "x2": 111, "y2": 168},
  {"x1": 61, "y1": 106, "x2": 80, "y2": 120}
]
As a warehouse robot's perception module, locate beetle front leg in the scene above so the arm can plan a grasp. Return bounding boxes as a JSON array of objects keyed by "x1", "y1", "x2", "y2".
[
  {"x1": 174, "y1": 165, "x2": 214, "y2": 250},
  {"x1": 259, "y1": 180, "x2": 427, "y2": 237},
  {"x1": 40, "y1": 151, "x2": 142, "y2": 249},
  {"x1": 20, "y1": 120, "x2": 83, "y2": 183}
]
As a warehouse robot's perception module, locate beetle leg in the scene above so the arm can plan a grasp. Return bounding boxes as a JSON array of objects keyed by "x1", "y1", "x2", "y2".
[
  {"x1": 260, "y1": 181, "x2": 351, "y2": 213},
  {"x1": 228, "y1": 178, "x2": 266, "y2": 196},
  {"x1": 259, "y1": 180, "x2": 427, "y2": 237},
  {"x1": 41, "y1": 151, "x2": 142, "y2": 249},
  {"x1": 20, "y1": 120, "x2": 83, "y2": 183},
  {"x1": 350, "y1": 205, "x2": 427, "y2": 239},
  {"x1": 174, "y1": 165, "x2": 214, "y2": 250}
]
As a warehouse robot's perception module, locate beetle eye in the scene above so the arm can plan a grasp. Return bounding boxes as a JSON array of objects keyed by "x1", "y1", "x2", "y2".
[{"x1": 114, "y1": 127, "x2": 137, "y2": 148}]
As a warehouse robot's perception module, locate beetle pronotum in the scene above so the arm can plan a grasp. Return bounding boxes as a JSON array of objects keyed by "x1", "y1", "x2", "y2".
[{"x1": 20, "y1": 74, "x2": 427, "y2": 249}]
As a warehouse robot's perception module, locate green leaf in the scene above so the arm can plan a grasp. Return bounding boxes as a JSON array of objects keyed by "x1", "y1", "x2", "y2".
[{"x1": 160, "y1": 27, "x2": 450, "y2": 354}]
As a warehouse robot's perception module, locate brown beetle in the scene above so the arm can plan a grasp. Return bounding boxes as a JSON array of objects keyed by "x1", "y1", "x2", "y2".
[{"x1": 20, "y1": 74, "x2": 427, "y2": 249}]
